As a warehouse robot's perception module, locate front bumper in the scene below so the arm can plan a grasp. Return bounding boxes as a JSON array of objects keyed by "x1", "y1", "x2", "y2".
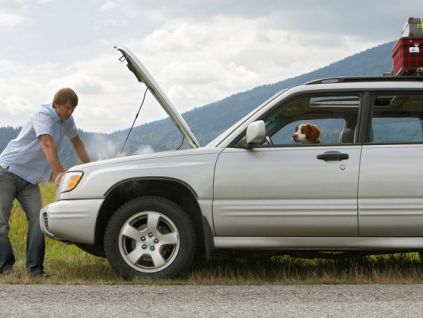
[{"x1": 40, "y1": 199, "x2": 104, "y2": 244}]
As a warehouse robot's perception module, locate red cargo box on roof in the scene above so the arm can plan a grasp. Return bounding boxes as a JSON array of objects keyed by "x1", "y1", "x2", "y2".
[{"x1": 392, "y1": 37, "x2": 423, "y2": 76}]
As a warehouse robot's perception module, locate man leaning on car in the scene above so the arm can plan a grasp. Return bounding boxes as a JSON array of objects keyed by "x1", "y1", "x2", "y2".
[{"x1": 0, "y1": 88, "x2": 90, "y2": 278}]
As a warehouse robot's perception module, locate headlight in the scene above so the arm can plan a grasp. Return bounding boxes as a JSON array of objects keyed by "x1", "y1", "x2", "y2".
[{"x1": 60, "y1": 171, "x2": 83, "y2": 193}]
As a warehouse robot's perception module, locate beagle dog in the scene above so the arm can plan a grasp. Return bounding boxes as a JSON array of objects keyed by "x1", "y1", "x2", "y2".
[{"x1": 292, "y1": 123, "x2": 321, "y2": 144}]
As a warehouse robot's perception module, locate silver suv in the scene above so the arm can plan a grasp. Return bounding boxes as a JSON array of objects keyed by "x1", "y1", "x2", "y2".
[{"x1": 40, "y1": 46, "x2": 423, "y2": 279}]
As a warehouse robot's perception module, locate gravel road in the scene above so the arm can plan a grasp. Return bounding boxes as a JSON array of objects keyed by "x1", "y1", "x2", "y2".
[{"x1": 0, "y1": 284, "x2": 422, "y2": 317}]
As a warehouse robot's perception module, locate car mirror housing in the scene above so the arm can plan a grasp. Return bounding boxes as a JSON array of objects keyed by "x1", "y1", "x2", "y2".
[{"x1": 246, "y1": 120, "x2": 265, "y2": 146}]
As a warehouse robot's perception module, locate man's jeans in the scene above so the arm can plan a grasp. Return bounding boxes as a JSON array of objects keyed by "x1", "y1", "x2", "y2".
[{"x1": 0, "y1": 166, "x2": 45, "y2": 273}]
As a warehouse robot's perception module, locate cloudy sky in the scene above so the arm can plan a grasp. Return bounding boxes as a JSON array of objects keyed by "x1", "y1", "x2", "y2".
[{"x1": 0, "y1": 0, "x2": 421, "y2": 133}]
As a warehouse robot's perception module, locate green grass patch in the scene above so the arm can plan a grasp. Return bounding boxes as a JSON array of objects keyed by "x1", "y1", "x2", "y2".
[{"x1": 1, "y1": 183, "x2": 423, "y2": 285}]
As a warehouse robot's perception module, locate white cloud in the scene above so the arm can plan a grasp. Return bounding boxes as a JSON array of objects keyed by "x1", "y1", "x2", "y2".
[
  {"x1": 93, "y1": 18, "x2": 119, "y2": 30},
  {"x1": 0, "y1": 95, "x2": 34, "y2": 126},
  {"x1": 0, "y1": 95, "x2": 33, "y2": 115},
  {"x1": 0, "y1": 55, "x2": 130, "y2": 132},
  {"x1": 0, "y1": 0, "x2": 53, "y2": 29},
  {"x1": 1, "y1": 0, "x2": 419, "y2": 134},
  {"x1": 0, "y1": 13, "x2": 381, "y2": 133},
  {"x1": 48, "y1": 75, "x2": 104, "y2": 94},
  {"x1": 125, "y1": 16, "x2": 379, "y2": 112},
  {"x1": 95, "y1": 39, "x2": 112, "y2": 46},
  {"x1": 0, "y1": 0, "x2": 27, "y2": 11},
  {"x1": 0, "y1": 12, "x2": 26, "y2": 28},
  {"x1": 0, "y1": 0, "x2": 27, "y2": 29},
  {"x1": 99, "y1": 1, "x2": 117, "y2": 12}
]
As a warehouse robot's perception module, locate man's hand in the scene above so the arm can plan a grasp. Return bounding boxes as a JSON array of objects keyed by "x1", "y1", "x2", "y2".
[{"x1": 55, "y1": 172, "x2": 66, "y2": 189}]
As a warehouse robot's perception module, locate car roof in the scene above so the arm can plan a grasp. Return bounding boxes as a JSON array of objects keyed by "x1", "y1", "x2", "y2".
[
  {"x1": 293, "y1": 76, "x2": 423, "y2": 92},
  {"x1": 305, "y1": 75, "x2": 423, "y2": 85}
]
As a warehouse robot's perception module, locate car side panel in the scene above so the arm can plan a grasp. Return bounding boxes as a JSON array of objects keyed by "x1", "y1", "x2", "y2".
[
  {"x1": 359, "y1": 144, "x2": 423, "y2": 236},
  {"x1": 50, "y1": 150, "x2": 221, "y2": 242},
  {"x1": 213, "y1": 146, "x2": 361, "y2": 237},
  {"x1": 68, "y1": 150, "x2": 221, "y2": 201}
]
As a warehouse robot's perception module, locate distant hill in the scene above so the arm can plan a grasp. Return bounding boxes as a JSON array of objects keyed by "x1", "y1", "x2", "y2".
[
  {"x1": 0, "y1": 126, "x2": 22, "y2": 152},
  {"x1": 0, "y1": 41, "x2": 395, "y2": 167}
]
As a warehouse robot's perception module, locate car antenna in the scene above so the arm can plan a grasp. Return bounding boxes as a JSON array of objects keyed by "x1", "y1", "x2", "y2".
[{"x1": 120, "y1": 86, "x2": 149, "y2": 156}]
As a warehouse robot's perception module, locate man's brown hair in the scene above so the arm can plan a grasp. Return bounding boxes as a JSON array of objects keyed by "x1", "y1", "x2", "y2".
[{"x1": 52, "y1": 88, "x2": 78, "y2": 107}]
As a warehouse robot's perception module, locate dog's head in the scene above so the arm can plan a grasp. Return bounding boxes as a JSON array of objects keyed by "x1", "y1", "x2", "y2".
[{"x1": 292, "y1": 123, "x2": 321, "y2": 144}]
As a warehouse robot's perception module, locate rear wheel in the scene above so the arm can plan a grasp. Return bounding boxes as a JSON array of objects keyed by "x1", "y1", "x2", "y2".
[{"x1": 104, "y1": 196, "x2": 196, "y2": 279}]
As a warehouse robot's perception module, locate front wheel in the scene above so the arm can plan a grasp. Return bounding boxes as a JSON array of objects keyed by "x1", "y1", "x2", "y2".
[{"x1": 104, "y1": 196, "x2": 196, "y2": 279}]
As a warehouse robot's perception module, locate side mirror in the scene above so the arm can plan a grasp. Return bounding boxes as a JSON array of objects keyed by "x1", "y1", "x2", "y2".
[{"x1": 246, "y1": 120, "x2": 265, "y2": 146}]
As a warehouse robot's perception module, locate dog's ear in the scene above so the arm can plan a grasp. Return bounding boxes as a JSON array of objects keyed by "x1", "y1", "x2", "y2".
[
  {"x1": 308, "y1": 124, "x2": 321, "y2": 143},
  {"x1": 301, "y1": 124, "x2": 309, "y2": 137}
]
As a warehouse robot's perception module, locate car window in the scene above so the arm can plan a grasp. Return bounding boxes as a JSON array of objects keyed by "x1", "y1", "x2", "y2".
[
  {"x1": 259, "y1": 94, "x2": 360, "y2": 146},
  {"x1": 268, "y1": 118, "x2": 346, "y2": 144},
  {"x1": 370, "y1": 94, "x2": 423, "y2": 143}
]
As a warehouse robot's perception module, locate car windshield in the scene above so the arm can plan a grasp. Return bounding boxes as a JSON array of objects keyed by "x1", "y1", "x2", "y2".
[{"x1": 205, "y1": 88, "x2": 289, "y2": 147}]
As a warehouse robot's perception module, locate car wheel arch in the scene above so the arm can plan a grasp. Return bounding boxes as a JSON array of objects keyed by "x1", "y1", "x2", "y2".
[{"x1": 94, "y1": 177, "x2": 206, "y2": 256}]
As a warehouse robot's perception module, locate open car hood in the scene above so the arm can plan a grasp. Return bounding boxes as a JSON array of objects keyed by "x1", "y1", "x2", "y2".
[{"x1": 115, "y1": 46, "x2": 200, "y2": 148}]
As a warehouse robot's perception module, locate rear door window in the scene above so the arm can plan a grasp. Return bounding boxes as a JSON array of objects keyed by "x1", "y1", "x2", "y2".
[{"x1": 369, "y1": 94, "x2": 423, "y2": 143}]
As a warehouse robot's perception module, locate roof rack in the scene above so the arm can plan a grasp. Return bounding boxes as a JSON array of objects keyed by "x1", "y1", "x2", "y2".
[{"x1": 305, "y1": 75, "x2": 423, "y2": 85}]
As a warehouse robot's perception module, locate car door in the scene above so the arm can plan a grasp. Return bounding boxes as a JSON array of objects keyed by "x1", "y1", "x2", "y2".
[
  {"x1": 213, "y1": 93, "x2": 362, "y2": 237},
  {"x1": 359, "y1": 92, "x2": 423, "y2": 236}
]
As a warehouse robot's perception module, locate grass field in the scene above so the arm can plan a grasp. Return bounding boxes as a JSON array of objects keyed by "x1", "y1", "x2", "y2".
[{"x1": 1, "y1": 183, "x2": 423, "y2": 285}]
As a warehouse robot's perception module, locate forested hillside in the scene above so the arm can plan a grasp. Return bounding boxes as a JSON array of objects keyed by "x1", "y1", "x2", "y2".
[
  {"x1": 0, "y1": 41, "x2": 395, "y2": 167},
  {"x1": 0, "y1": 126, "x2": 22, "y2": 152}
]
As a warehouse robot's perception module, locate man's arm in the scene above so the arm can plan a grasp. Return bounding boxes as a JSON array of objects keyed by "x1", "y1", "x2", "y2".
[
  {"x1": 70, "y1": 135, "x2": 91, "y2": 163},
  {"x1": 39, "y1": 134, "x2": 66, "y2": 188}
]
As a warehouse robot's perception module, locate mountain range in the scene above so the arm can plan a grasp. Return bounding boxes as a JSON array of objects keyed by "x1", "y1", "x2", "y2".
[{"x1": 0, "y1": 40, "x2": 395, "y2": 167}]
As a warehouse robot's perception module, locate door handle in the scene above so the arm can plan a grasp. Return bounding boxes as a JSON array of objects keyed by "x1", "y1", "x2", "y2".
[{"x1": 317, "y1": 152, "x2": 349, "y2": 161}]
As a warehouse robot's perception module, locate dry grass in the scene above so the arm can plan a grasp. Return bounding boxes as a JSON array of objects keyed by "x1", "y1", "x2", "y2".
[{"x1": 1, "y1": 183, "x2": 423, "y2": 285}]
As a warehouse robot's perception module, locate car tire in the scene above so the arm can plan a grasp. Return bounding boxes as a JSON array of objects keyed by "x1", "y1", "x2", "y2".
[{"x1": 104, "y1": 196, "x2": 196, "y2": 279}]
